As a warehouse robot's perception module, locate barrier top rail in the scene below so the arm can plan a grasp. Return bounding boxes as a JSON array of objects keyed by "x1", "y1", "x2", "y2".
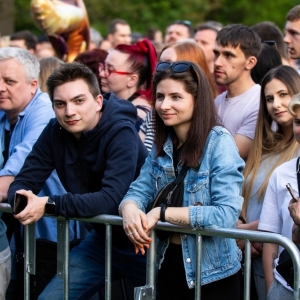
[{"x1": 1, "y1": 203, "x2": 300, "y2": 300}]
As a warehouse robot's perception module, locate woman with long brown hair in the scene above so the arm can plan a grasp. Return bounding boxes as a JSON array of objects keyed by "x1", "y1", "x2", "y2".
[
  {"x1": 120, "y1": 61, "x2": 244, "y2": 300},
  {"x1": 140, "y1": 40, "x2": 217, "y2": 151}
]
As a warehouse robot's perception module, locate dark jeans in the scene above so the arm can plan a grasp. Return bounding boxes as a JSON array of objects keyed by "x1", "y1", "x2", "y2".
[
  {"x1": 38, "y1": 230, "x2": 146, "y2": 300},
  {"x1": 158, "y1": 243, "x2": 240, "y2": 300}
]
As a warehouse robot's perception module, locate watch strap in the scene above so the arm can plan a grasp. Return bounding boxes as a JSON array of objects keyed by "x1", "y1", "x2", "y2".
[{"x1": 160, "y1": 204, "x2": 168, "y2": 222}]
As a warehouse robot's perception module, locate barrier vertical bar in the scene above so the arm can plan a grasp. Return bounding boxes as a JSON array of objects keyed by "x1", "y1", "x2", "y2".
[
  {"x1": 147, "y1": 230, "x2": 156, "y2": 299},
  {"x1": 24, "y1": 223, "x2": 36, "y2": 300},
  {"x1": 243, "y1": 239, "x2": 251, "y2": 300},
  {"x1": 133, "y1": 230, "x2": 156, "y2": 300},
  {"x1": 105, "y1": 224, "x2": 112, "y2": 300},
  {"x1": 195, "y1": 234, "x2": 202, "y2": 300},
  {"x1": 290, "y1": 243, "x2": 300, "y2": 300},
  {"x1": 57, "y1": 218, "x2": 69, "y2": 300}
]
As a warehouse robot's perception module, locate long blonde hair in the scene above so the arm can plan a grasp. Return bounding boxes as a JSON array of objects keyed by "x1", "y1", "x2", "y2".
[{"x1": 242, "y1": 65, "x2": 300, "y2": 219}]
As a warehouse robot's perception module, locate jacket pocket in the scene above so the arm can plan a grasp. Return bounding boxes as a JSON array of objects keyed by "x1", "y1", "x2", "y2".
[
  {"x1": 150, "y1": 163, "x2": 164, "y2": 191},
  {"x1": 186, "y1": 172, "x2": 209, "y2": 205}
]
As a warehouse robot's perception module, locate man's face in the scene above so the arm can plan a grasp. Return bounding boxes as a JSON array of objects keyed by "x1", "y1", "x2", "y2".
[
  {"x1": 36, "y1": 42, "x2": 56, "y2": 60},
  {"x1": 165, "y1": 24, "x2": 190, "y2": 45},
  {"x1": 194, "y1": 29, "x2": 217, "y2": 66},
  {"x1": 213, "y1": 43, "x2": 250, "y2": 86},
  {"x1": 0, "y1": 59, "x2": 37, "y2": 123},
  {"x1": 284, "y1": 19, "x2": 300, "y2": 59},
  {"x1": 9, "y1": 39, "x2": 27, "y2": 50},
  {"x1": 9, "y1": 39, "x2": 35, "y2": 55},
  {"x1": 110, "y1": 24, "x2": 132, "y2": 48},
  {"x1": 53, "y1": 79, "x2": 103, "y2": 139}
]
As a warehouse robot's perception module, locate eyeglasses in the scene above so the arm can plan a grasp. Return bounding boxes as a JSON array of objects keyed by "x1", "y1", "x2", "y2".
[
  {"x1": 99, "y1": 63, "x2": 133, "y2": 77},
  {"x1": 262, "y1": 40, "x2": 278, "y2": 50},
  {"x1": 156, "y1": 61, "x2": 193, "y2": 73}
]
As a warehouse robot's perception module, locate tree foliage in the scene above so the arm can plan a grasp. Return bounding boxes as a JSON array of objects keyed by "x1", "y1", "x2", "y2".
[
  {"x1": 13, "y1": 0, "x2": 299, "y2": 38},
  {"x1": 207, "y1": 0, "x2": 299, "y2": 30}
]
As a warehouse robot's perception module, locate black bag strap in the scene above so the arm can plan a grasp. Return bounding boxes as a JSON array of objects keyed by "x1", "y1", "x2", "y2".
[
  {"x1": 297, "y1": 157, "x2": 300, "y2": 194},
  {"x1": 165, "y1": 165, "x2": 189, "y2": 206},
  {"x1": 174, "y1": 164, "x2": 189, "y2": 185}
]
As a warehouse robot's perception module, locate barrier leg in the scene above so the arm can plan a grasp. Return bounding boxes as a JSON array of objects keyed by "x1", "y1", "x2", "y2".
[
  {"x1": 57, "y1": 218, "x2": 69, "y2": 300},
  {"x1": 243, "y1": 239, "x2": 251, "y2": 300},
  {"x1": 105, "y1": 224, "x2": 112, "y2": 300},
  {"x1": 195, "y1": 234, "x2": 202, "y2": 300},
  {"x1": 134, "y1": 230, "x2": 156, "y2": 300},
  {"x1": 24, "y1": 223, "x2": 36, "y2": 300}
]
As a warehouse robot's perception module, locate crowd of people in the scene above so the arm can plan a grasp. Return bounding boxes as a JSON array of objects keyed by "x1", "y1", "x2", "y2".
[{"x1": 1, "y1": 4, "x2": 300, "y2": 300}]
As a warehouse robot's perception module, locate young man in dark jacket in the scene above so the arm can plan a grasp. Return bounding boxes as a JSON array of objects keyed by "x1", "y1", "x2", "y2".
[{"x1": 7, "y1": 62, "x2": 148, "y2": 299}]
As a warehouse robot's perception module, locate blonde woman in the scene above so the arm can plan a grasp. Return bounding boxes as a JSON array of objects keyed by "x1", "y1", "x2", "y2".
[{"x1": 237, "y1": 65, "x2": 300, "y2": 299}]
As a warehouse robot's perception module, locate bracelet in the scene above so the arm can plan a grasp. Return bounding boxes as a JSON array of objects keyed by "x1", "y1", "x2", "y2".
[
  {"x1": 160, "y1": 204, "x2": 168, "y2": 222},
  {"x1": 238, "y1": 216, "x2": 246, "y2": 224}
]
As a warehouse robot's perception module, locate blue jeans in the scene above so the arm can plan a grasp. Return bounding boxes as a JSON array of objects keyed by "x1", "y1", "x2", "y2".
[{"x1": 38, "y1": 230, "x2": 146, "y2": 300}]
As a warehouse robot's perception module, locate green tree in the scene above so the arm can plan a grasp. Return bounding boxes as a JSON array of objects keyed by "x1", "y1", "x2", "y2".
[
  {"x1": 207, "y1": 0, "x2": 299, "y2": 29},
  {"x1": 15, "y1": 0, "x2": 42, "y2": 35},
  {"x1": 13, "y1": 0, "x2": 300, "y2": 38},
  {"x1": 84, "y1": 0, "x2": 212, "y2": 36}
]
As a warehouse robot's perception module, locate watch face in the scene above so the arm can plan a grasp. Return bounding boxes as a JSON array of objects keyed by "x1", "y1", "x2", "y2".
[{"x1": 46, "y1": 201, "x2": 56, "y2": 215}]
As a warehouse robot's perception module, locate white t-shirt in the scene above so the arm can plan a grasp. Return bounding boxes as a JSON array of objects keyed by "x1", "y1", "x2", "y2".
[
  {"x1": 215, "y1": 84, "x2": 261, "y2": 139},
  {"x1": 258, "y1": 158, "x2": 297, "y2": 292}
]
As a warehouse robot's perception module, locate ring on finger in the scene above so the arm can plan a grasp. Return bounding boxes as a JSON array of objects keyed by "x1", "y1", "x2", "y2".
[{"x1": 127, "y1": 231, "x2": 137, "y2": 236}]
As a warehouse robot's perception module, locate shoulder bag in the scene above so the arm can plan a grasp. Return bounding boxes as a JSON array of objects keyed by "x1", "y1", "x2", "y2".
[{"x1": 152, "y1": 165, "x2": 189, "y2": 241}]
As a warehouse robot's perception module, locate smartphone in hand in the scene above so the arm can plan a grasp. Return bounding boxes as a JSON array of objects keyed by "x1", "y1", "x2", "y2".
[
  {"x1": 286, "y1": 183, "x2": 298, "y2": 202},
  {"x1": 13, "y1": 193, "x2": 27, "y2": 214}
]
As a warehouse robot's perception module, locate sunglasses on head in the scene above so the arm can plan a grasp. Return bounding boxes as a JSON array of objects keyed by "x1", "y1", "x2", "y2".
[
  {"x1": 174, "y1": 20, "x2": 192, "y2": 26},
  {"x1": 156, "y1": 61, "x2": 193, "y2": 73},
  {"x1": 262, "y1": 40, "x2": 278, "y2": 50}
]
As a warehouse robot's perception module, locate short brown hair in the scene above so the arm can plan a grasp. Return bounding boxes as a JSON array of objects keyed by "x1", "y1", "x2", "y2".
[
  {"x1": 216, "y1": 24, "x2": 261, "y2": 58},
  {"x1": 287, "y1": 5, "x2": 300, "y2": 21},
  {"x1": 46, "y1": 62, "x2": 100, "y2": 101},
  {"x1": 108, "y1": 19, "x2": 130, "y2": 34}
]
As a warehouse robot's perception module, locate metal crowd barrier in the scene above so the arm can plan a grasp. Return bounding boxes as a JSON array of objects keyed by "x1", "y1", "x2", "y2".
[{"x1": 1, "y1": 203, "x2": 300, "y2": 300}]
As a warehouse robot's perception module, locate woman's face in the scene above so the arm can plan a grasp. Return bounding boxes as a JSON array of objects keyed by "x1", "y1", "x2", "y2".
[
  {"x1": 99, "y1": 50, "x2": 132, "y2": 97},
  {"x1": 155, "y1": 78, "x2": 194, "y2": 137},
  {"x1": 293, "y1": 106, "x2": 300, "y2": 144},
  {"x1": 264, "y1": 78, "x2": 293, "y2": 130},
  {"x1": 159, "y1": 47, "x2": 177, "y2": 62}
]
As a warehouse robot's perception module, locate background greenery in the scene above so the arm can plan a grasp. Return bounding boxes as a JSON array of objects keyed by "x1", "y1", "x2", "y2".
[{"x1": 11, "y1": 0, "x2": 300, "y2": 38}]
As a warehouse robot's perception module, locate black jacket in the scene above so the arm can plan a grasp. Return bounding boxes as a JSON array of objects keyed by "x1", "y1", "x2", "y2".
[{"x1": 8, "y1": 92, "x2": 148, "y2": 246}]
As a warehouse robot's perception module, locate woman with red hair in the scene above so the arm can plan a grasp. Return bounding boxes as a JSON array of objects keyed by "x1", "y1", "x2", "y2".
[{"x1": 99, "y1": 39, "x2": 157, "y2": 130}]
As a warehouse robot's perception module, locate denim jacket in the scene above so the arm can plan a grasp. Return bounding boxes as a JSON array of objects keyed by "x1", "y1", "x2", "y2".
[{"x1": 121, "y1": 126, "x2": 245, "y2": 287}]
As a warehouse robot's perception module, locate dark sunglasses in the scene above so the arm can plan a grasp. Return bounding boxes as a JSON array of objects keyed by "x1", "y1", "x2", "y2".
[
  {"x1": 156, "y1": 61, "x2": 193, "y2": 73},
  {"x1": 262, "y1": 40, "x2": 278, "y2": 50}
]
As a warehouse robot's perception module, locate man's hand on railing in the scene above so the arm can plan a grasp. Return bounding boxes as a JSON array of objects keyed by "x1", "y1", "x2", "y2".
[
  {"x1": 120, "y1": 201, "x2": 152, "y2": 255},
  {"x1": 13, "y1": 189, "x2": 48, "y2": 225},
  {"x1": 0, "y1": 175, "x2": 15, "y2": 202}
]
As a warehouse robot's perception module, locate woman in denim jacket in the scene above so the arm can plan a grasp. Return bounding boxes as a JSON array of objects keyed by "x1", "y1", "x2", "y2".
[{"x1": 119, "y1": 61, "x2": 245, "y2": 300}]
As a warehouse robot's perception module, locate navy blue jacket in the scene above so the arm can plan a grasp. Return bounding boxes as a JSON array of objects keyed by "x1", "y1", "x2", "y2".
[{"x1": 8, "y1": 92, "x2": 148, "y2": 246}]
